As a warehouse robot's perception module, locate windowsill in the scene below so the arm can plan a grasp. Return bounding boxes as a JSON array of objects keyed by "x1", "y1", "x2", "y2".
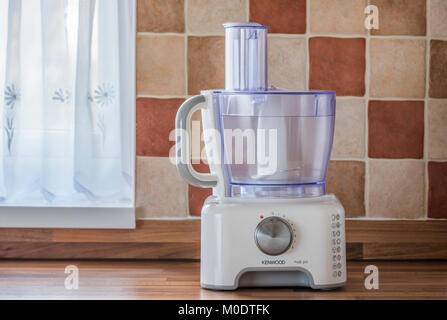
[
  {"x1": 0, "y1": 202, "x2": 133, "y2": 208},
  {"x1": 0, "y1": 206, "x2": 135, "y2": 229}
]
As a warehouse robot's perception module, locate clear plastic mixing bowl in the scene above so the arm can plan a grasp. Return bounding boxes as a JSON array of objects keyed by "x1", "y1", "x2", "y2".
[{"x1": 214, "y1": 90, "x2": 336, "y2": 198}]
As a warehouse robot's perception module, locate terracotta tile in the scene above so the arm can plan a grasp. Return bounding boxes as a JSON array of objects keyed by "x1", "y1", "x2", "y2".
[
  {"x1": 370, "y1": 0, "x2": 426, "y2": 36},
  {"x1": 192, "y1": 160, "x2": 210, "y2": 174},
  {"x1": 188, "y1": 162, "x2": 212, "y2": 216},
  {"x1": 188, "y1": 36, "x2": 225, "y2": 95},
  {"x1": 431, "y1": 0, "x2": 447, "y2": 38},
  {"x1": 309, "y1": 37, "x2": 365, "y2": 96},
  {"x1": 136, "y1": 156, "x2": 187, "y2": 218},
  {"x1": 190, "y1": 111, "x2": 206, "y2": 165},
  {"x1": 268, "y1": 36, "x2": 306, "y2": 90},
  {"x1": 429, "y1": 40, "x2": 447, "y2": 98},
  {"x1": 187, "y1": 0, "x2": 247, "y2": 34},
  {"x1": 428, "y1": 100, "x2": 447, "y2": 159},
  {"x1": 136, "y1": 35, "x2": 185, "y2": 95},
  {"x1": 136, "y1": 98, "x2": 184, "y2": 157},
  {"x1": 332, "y1": 99, "x2": 365, "y2": 158},
  {"x1": 368, "y1": 101, "x2": 424, "y2": 159},
  {"x1": 428, "y1": 162, "x2": 447, "y2": 219},
  {"x1": 189, "y1": 186, "x2": 212, "y2": 216},
  {"x1": 370, "y1": 39, "x2": 426, "y2": 98},
  {"x1": 368, "y1": 160, "x2": 425, "y2": 219},
  {"x1": 310, "y1": 0, "x2": 367, "y2": 34},
  {"x1": 137, "y1": 0, "x2": 184, "y2": 33},
  {"x1": 249, "y1": 0, "x2": 306, "y2": 34},
  {"x1": 326, "y1": 161, "x2": 365, "y2": 218}
]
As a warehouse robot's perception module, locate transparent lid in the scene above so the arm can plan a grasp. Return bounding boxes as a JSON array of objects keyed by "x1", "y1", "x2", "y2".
[
  {"x1": 212, "y1": 90, "x2": 336, "y2": 117},
  {"x1": 223, "y1": 22, "x2": 268, "y2": 91}
]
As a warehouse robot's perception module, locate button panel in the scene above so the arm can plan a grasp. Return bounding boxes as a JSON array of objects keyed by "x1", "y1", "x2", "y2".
[{"x1": 330, "y1": 213, "x2": 343, "y2": 278}]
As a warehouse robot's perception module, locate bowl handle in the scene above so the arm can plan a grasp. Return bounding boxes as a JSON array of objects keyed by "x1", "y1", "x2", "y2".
[{"x1": 175, "y1": 95, "x2": 218, "y2": 188}]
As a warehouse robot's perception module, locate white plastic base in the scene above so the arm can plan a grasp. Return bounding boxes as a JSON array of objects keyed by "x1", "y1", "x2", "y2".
[{"x1": 201, "y1": 194, "x2": 347, "y2": 290}]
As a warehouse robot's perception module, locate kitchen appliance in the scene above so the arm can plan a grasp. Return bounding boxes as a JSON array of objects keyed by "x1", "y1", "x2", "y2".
[{"x1": 175, "y1": 22, "x2": 346, "y2": 290}]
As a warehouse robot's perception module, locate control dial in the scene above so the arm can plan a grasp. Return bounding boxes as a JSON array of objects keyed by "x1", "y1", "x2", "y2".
[{"x1": 255, "y1": 217, "x2": 293, "y2": 256}]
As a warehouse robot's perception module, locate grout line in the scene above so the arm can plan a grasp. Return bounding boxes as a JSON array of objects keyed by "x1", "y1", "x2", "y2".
[
  {"x1": 184, "y1": 0, "x2": 189, "y2": 96},
  {"x1": 306, "y1": 34, "x2": 427, "y2": 39},
  {"x1": 331, "y1": 157, "x2": 368, "y2": 162},
  {"x1": 137, "y1": 33, "x2": 447, "y2": 39},
  {"x1": 361, "y1": 158, "x2": 428, "y2": 162},
  {"x1": 268, "y1": 33, "x2": 308, "y2": 39},
  {"x1": 185, "y1": 183, "x2": 190, "y2": 217},
  {"x1": 136, "y1": 94, "x2": 437, "y2": 101},
  {"x1": 364, "y1": 0, "x2": 371, "y2": 218},
  {"x1": 424, "y1": 0, "x2": 432, "y2": 219},
  {"x1": 184, "y1": 0, "x2": 191, "y2": 216},
  {"x1": 137, "y1": 94, "x2": 190, "y2": 99},
  {"x1": 338, "y1": 96, "x2": 427, "y2": 101},
  {"x1": 309, "y1": 33, "x2": 368, "y2": 38},
  {"x1": 363, "y1": 97, "x2": 426, "y2": 101},
  {"x1": 184, "y1": 0, "x2": 189, "y2": 34},
  {"x1": 246, "y1": 0, "x2": 249, "y2": 22},
  {"x1": 136, "y1": 32, "x2": 447, "y2": 40},
  {"x1": 179, "y1": 32, "x2": 225, "y2": 37},
  {"x1": 136, "y1": 34, "x2": 447, "y2": 41},
  {"x1": 364, "y1": 95, "x2": 370, "y2": 218},
  {"x1": 184, "y1": 33, "x2": 188, "y2": 97},
  {"x1": 369, "y1": 34, "x2": 427, "y2": 39},
  {"x1": 137, "y1": 32, "x2": 185, "y2": 36},
  {"x1": 336, "y1": 96, "x2": 366, "y2": 100}
]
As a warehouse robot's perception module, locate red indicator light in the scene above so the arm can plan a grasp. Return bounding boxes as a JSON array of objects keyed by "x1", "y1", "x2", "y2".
[{"x1": 260, "y1": 216, "x2": 264, "y2": 219}]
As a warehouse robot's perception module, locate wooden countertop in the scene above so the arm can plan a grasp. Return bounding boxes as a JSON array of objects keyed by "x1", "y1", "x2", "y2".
[{"x1": 0, "y1": 260, "x2": 446, "y2": 299}]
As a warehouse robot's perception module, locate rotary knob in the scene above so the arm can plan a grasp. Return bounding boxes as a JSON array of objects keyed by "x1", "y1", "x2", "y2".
[{"x1": 255, "y1": 217, "x2": 293, "y2": 256}]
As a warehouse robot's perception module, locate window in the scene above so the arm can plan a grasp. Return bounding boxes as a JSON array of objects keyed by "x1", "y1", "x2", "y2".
[{"x1": 0, "y1": 0, "x2": 135, "y2": 228}]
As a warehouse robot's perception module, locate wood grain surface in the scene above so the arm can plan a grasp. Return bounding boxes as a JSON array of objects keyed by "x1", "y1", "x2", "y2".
[
  {"x1": 0, "y1": 260, "x2": 445, "y2": 299},
  {"x1": 0, "y1": 220, "x2": 446, "y2": 260}
]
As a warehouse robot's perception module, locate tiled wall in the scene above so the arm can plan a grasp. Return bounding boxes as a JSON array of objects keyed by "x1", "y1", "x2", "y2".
[{"x1": 135, "y1": 0, "x2": 447, "y2": 220}]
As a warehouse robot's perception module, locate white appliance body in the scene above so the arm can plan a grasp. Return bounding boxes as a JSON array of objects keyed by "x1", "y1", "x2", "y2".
[
  {"x1": 175, "y1": 22, "x2": 345, "y2": 291},
  {"x1": 176, "y1": 93, "x2": 347, "y2": 290},
  {"x1": 201, "y1": 195, "x2": 347, "y2": 290}
]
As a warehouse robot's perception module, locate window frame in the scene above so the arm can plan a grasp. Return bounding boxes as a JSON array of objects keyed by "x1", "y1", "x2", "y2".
[{"x1": 0, "y1": 0, "x2": 136, "y2": 229}]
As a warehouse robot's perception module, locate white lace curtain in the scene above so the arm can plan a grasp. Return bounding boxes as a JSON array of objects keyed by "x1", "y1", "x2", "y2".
[{"x1": 0, "y1": 0, "x2": 134, "y2": 206}]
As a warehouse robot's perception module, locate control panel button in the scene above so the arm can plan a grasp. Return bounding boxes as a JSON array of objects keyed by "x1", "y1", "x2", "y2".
[{"x1": 255, "y1": 217, "x2": 293, "y2": 256}]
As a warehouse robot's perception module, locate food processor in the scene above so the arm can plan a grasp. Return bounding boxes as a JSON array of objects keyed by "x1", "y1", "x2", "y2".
[{"x1": 175, "y1": 22, "x2": 346, "y2": 290}]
